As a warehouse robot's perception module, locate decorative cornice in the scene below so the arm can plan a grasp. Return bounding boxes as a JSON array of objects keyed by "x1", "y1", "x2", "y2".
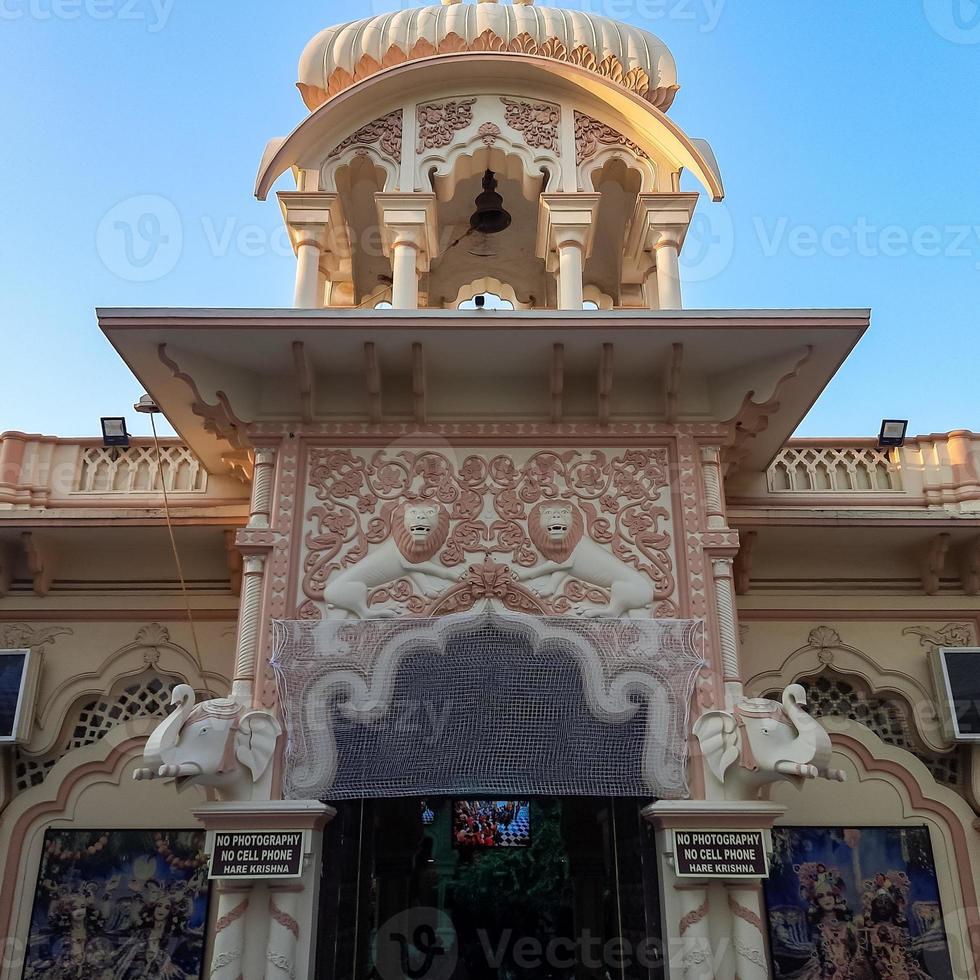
[{"x1": 298, "y1": 35, "x2": 677, "y2": 113}]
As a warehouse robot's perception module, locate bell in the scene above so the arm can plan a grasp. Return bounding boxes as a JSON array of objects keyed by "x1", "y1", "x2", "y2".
[{"x1": 469, "y1": 170, "x2": 511, "y2": 235}]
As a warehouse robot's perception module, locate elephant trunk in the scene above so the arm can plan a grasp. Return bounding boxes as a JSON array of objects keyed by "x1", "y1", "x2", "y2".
[{"x1": 143, "y1": 684, "x2": 196, "y2": 764}]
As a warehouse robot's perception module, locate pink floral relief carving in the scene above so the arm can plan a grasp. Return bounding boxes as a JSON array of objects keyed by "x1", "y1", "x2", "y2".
[
  {"x1": 500, "y1": 98, "x2": 561, "y2": 153},
  {"x1": 327, "y1": 109, "x2": 403, "y2": 162},
  {"x1": 574, "y1": 110, "x2": 650, "y2": 165},
  {"x1": 300, "y1": 448, "x2": 678, "y2": 620},
  {"x1": 416, "y1": 99, "x2": 476, "y2": 152}
]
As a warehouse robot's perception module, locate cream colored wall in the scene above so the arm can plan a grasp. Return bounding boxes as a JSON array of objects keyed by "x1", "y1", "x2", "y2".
[{"x1": 770, "y1": 723, "x2": 980, "y2": 980}]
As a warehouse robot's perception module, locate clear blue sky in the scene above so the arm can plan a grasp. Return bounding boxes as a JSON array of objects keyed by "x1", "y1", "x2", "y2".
[{"x1": 2, "y1": 0, "x2": 978, "y2": 438}]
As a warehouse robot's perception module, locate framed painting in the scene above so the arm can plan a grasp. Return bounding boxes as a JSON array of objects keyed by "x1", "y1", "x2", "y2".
[
  {"x1": 764, "y1": 825, "x2": 954, "y2": 980},
  {"x1": 23, "y1": 828, "x2": 210, "y2": 979}
]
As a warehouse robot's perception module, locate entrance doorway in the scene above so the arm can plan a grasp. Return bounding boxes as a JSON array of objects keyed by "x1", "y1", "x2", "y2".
[{"x1": 316, "y1": 797, "x2": 663, "y2": 980}]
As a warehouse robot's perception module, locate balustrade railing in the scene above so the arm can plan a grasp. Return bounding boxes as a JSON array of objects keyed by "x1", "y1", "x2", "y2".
[{"x1": 767, "y1": 445, "x2": 901, "y2": 493}]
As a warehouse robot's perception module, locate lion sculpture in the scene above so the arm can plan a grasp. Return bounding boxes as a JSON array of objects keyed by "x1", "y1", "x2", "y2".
[
  {"x1": 516, "y1": 502, "x2": 655, "y2": 617},
  {"x1": 323, "y1": 502, "x2": 460, "y2": 618}
]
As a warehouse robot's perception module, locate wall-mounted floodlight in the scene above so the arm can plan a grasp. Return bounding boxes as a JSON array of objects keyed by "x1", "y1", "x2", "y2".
[
  {"x1": 877, "y1": 419, "x2": 908, "y2": 449},
  {"x1": 100, "y1": 417, "x2": 130, "y2": 448}
]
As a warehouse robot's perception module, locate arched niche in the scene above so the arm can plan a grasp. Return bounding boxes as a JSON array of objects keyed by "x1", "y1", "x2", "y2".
[
  {"x1": 770, "y1": 721, "x2": 980, "y2": 980},
  {"x1": 447, "y1": 277, "x2": 531, "y2": 310}
]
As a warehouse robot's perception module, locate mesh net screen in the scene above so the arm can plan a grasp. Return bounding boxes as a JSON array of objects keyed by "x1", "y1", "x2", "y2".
[{"x1": 272, "y1": 609, "x2": 704, "y2": 801}]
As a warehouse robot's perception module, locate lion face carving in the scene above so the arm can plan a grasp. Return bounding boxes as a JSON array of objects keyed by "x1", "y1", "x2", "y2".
[
  {"x1": 528, "y1": 502, "x2": 584, "y2": 562},
  {"x1": 392, "y1": 502, "x2": 450, "y2": 563}
]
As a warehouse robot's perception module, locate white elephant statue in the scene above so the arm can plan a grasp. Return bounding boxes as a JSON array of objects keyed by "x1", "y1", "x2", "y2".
[
  {"x1": 134, "y1": 685, "x2": 281, "y2": 802},
  {"x1": 693, "y1": 683, "x2": 846, "y2": 799}
]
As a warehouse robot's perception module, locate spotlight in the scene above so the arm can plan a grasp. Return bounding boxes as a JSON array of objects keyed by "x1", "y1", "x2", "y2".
[
  {"x1": 100, "y1": 417, "x2": 130, "y2": 448},
  {"x1": 877, "y1": 419, "x2": 908, "y2": 449}
]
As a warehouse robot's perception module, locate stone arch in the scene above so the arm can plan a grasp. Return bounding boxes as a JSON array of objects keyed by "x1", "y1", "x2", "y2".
[
  {"x1": 770, "y1": 721, "x2": 980, "y2": 978},
  {"x1": 422, "y1": 137, "x2": 558, "y2": 202},
  {"x1": 447, "y1": 276, "x2": 532, "y2": 310},
  {"x1": 745, "y1": 625, "x2": 949, "y2": 753},
  {"x1": 323, "y1": 147, "x2": 397, "y2": 195},
  {"x1": 30, "y1": 623, "x2": 229, "y2": 757}
]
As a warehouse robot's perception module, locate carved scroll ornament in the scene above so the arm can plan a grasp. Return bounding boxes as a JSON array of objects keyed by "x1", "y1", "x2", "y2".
[
  {"x1": 300, "y1": 448, "x2": 678, "y2": 620},
  {"x1": 501, "y1": 98, "x2": 560, "y2": 153},
  {"x1": 327, "y1": 109, "x2": 403, "y2": 162},
  {"x1": 574, "y1": 110, "x2": 650, "y2": 165},
  {"x1": 416, "y1": 98, "x2": 476, "y2": 152}
]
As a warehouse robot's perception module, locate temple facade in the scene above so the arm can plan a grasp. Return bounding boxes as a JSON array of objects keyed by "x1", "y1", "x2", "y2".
[{"x1": 1, "y1": 2, "x2": 979, "y2": 978}]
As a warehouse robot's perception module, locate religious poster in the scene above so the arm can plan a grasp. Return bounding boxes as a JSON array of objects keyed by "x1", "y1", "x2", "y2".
[
  {"x1": 764, "y1": 826, "x2": 954, "y2": 979},
  {"x1": 23, "y1": 829, "x2": 210, "y2": 979}
]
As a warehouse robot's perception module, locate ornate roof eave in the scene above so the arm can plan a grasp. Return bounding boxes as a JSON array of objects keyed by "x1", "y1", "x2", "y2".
[
  {"x1": 97, "y1": 308, "x2": 868, "y2": 476},
  {"x1": 255, "y1": 54, "x2": 721, "y2": 202},
  {"x1": 296, "y1": 38, "x2": 680, "y2": 115}
]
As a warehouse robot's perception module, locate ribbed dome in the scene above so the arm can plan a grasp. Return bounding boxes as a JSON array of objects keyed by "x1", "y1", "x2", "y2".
[{"x1": 298, "y1": 1, "x2": 679, "y2": 112}]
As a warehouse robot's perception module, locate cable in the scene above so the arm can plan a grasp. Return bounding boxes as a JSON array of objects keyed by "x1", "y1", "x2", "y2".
[{"x1": 149, "y1": 412, "x2": 212, "y2": 699}]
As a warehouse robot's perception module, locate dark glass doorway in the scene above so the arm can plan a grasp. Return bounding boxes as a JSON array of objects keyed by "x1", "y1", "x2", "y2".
[{"x1": 317, "y1": 797, "x2": 663, "y2": 980}]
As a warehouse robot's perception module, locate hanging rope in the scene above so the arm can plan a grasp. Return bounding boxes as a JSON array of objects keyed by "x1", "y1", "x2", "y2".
[{"x1": 148, "y1": 412, "x2": 212, "y2": 699}]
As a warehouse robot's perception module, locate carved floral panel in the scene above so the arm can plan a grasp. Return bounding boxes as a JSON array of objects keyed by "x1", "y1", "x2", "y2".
[{"x1": 299, "y1": 447, "x2": 679, "y2": 621}]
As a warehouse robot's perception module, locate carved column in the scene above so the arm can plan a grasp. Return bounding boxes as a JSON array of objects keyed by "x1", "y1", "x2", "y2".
[
  {"x1": 249, "y1": 448, "x2": 277, "y2": 529},
  {"x1": 711, "y1": 557, "x2": 742, "y2": 705},
  {"x1": 210, "y1": 886, "x2": 250, "y2": 979},
  {"x1": 196, "y1": 801, "x2": 335, "y2": 980},
  {"x1": 278, "y1": 192, "x2": 343, "y2": 309},
  {"x1": 676, "y1": 884, "x2": 713, "y2": 980},
  {"x1": 376, "y1": 192, "x2": 439, "y2": 310},
  {"x1": 233, "y1": 554, "x2": 267, "y2": 700},
  {"x1": 266, "y1": 888, "x2": 302, "y2": 980},
  {"x1": 536, "y1": 193, "x2": 600, "y2": 310},
  {"x1": 391, "y1": 240, "x2": 421, "y2": 309},
  {"x1": 726, "y1": 886, "x2": 769, "y2": 980},
  {"x1": 699, "y1": 446, "x2": 726, "y2": 530},
  {"x1": 654, "y1": 235, "x2": 682, "y2": 310},
  {"x1": 622, "y1": 193, "x2": 699, "y2": 310}
]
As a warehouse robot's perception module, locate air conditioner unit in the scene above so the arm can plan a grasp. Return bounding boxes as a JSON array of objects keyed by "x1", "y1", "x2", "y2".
[
  {"x1": 0, "y1": 649, "x2": 41, "y2": 745},
  {"x1": 930, "y1": 647, "x2": 980, "y2": 743}
]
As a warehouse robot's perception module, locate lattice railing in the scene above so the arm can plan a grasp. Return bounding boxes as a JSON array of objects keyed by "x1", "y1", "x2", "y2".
[
  {"x1": 767, "y1": 446, "x2": 901, "y2": 493},
  {"x1": 74, "y1": 444, "x2": 207, "y2": 493},
  {"x1": 780, "y1": 675, "x2": 960, "y2": 787},
  {"x1": 14, "y1": 673, "x2": 183, "y2": 791}
]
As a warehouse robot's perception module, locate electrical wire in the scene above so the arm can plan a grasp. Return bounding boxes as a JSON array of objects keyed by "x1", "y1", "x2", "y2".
[{"x1": 149, "y1": 412, "x2": 212, "y2": 699}]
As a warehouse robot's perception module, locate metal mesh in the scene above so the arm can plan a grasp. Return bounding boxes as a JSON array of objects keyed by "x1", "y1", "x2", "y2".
[{"x1": 272, "y1": 609, "x2": 704, "y2": 801}]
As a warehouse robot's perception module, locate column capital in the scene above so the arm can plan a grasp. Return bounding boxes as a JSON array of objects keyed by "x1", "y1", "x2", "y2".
[
  {"x1": 277, "y1": 191, "x2": 344, "y2": 253},
  {"x1": 375, "y1": 192, "x2": 440, "y2": 270},
  {"x1": 622, "y1": 191, "x2": 700, "y2": 282},
  {"x1": 535, "y1": 192, "x2": 601, "y2": 272}
]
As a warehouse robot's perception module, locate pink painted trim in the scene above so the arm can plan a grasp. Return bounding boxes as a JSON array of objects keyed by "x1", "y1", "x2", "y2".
[
  {"x1": 0, "y1": 737, "x2": 144, "y2": 941},
  {"x1": 830, "y1": 732, "x2": 980, "y2": 978}
]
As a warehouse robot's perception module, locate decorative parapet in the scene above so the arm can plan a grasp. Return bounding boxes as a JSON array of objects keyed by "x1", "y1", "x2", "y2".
[
  {"x1": 768, "y1": 444, "x2": 901, "y2": 493},
  {"x1": 76, "y1": 444, "x2": 207, "y2": 493},
  {"x1": 0, "y1": 433, "x2": 250, "y2": 510},
  {"x1": 743, "y1": 433, "x2": 980, "y2": 512}
]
